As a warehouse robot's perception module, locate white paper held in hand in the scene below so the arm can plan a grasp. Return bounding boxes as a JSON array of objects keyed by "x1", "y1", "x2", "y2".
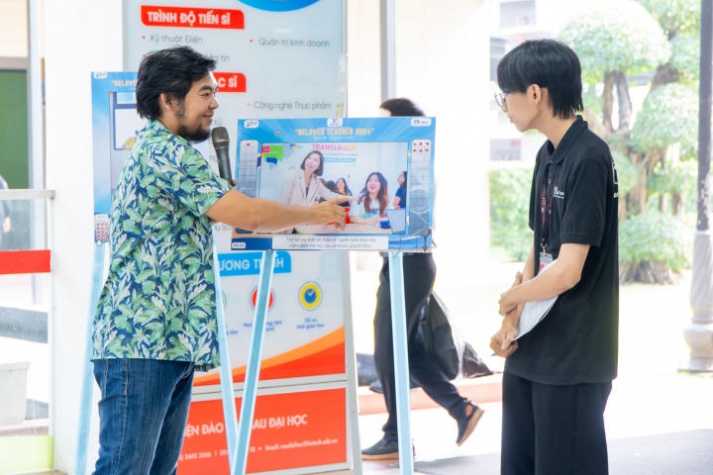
[{"x1": 516, "y1": 260, "x2": 558, "y2": 339}]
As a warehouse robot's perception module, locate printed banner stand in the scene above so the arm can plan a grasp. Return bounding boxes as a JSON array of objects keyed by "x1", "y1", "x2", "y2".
[{"x1": 221, "y1": 116, "x2": 435, "y2": 475}]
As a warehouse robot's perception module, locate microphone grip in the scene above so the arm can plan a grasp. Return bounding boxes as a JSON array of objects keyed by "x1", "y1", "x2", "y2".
[{"x1": 216, "y1": 149, "x2": 233, "y2": 181}]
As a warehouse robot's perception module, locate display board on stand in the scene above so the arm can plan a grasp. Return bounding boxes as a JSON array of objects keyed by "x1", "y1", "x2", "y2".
[{"x1": 230, "y1": 117, "x2": 436, "y2": 252}]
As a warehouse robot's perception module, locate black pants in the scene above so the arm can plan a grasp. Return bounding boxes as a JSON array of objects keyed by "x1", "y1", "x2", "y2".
[
  {"x1": 373, "y1": 253, "x2": 466, "y2": 441},
  {"x1": 501, "y1": 372, "x2": 612, "y2": 475}
]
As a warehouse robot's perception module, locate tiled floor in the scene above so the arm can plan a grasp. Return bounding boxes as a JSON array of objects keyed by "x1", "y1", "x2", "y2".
[{"x1": 333, "y1": 264, "x2": 713, "y2": 474}]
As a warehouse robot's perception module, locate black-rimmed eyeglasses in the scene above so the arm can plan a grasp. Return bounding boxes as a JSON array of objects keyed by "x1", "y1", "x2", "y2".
[{"x1": 494, "y1": 92, "x2": 506, "y2": 108}]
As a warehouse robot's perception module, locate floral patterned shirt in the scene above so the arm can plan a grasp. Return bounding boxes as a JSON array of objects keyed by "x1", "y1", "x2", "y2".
[{"x1": 92, "y1": 119, "x2": 231, "y2": 371}]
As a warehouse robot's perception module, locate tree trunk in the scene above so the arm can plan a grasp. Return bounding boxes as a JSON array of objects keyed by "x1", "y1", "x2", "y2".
[
  {"x1": 628, "y1": 152, "x2": 649, "y2": 215},
  {"x1": 602, "y1": 72, "x2": 616, "y2": 133},
  {"x1": 620, "y1": 260, "x2": 678, "y2": 284},
  {"x1": 651, "y1": 63, "x2": 680, "y2": 91},
  {"x1": 615, "y1": 72, "x2": 632, "y2": 132},
  {"x1": 644, "y1": 148, "x2": 666, "y2": 175},
  {"x1": 582, "y1": 109, "x2": 607, "y2": 139},
  {"x1": 618, "y1": 196, "x2": 627, "y2": 223},
  {"x1": 673, "y1": 192, "x2": 684, "y2": 215}
]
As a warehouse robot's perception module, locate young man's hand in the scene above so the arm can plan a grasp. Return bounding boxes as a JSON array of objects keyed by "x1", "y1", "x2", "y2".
[
  {"x1": 490, "y1": 314, "x2": 519, "y2": 358},
  {"x1": 498, "y1": 272, "x2": 522, "y2": 316}
]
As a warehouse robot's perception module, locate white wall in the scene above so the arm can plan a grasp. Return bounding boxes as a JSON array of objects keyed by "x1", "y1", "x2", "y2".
[
  {"x1": 347, "y1": 0, "x2": 491, "y2": 287},
  {"x1": 0, "y1": 0, "x2": 28, "y2": 58},
  {"x1": 44, "y1": 0, "x2": 122, "y2": 472}
]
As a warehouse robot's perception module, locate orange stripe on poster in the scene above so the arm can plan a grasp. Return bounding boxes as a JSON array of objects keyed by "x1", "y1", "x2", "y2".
[
  {"x1": 178, "y1": 388, "x2": 347, "y2": 474},
  {"x1": 194, "y1": 327, "x2": 345, "y2": 386},
  {"x1": 0, "y1": 250, "x2": 51, "y2": 275}
]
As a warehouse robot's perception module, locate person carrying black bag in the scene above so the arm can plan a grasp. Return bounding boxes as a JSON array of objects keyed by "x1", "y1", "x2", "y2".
[{"x1": 361, "y1": 98, "x2": 484, "y2": 461}]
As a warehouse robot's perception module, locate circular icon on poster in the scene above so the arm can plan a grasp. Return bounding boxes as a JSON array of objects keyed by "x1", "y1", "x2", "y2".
[
  {"x1": 250, "y1": 287, "x2": 275, "y2": 311},
  {"x1": 299, "y1": 282, "x2": 322, "y2": 310},
  {"x1": 237, "y1": 0, "x2": 320, "y2": 12}
]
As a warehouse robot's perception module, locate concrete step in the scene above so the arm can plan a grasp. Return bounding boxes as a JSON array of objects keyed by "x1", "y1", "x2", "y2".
[{"x1": 357, "y1": 373, "x2": 502, "y2": 415}]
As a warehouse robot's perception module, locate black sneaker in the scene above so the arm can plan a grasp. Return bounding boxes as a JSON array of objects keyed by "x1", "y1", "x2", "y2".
[
  {"x1": 361, "y1": 437, "x2": 400, "y2": 460},
  {"x1": 456, "y1": 402, "x2": 484, "y2": 446}
]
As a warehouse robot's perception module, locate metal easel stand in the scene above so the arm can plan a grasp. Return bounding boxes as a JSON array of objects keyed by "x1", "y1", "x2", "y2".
[
  {"x1": 212, "y1": 231, "x2": 239, "y2": 473},
  {"x1": 388, "y1": 251, "x2": 414, "y2": 474},
  {"x1": 221, "y1": 249, "x2": 275, "y2": 475}
]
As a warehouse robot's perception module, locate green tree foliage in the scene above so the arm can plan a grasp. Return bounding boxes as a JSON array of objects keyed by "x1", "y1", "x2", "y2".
[
  {"x1": 613, "y1": 150, "x2": 637, "y2": 196},
  {"x1": 636, "y1": 0, "x2": 700, "y2": 36},
  {"x1": 630, "y1": 83, "x2": 698, "y2": 157},
  {"x1": 489, "y1": 166, "x2": 533, "y2": 261},
  {"x1": 671, "y1": 33, "x2": 701, "y2": 82},
  {"x1": 560, "y1": 2, "x2": 670, "y2": 84},
  {"x1": 557, "y1": 0, "x2": 701, "y2": 283},
  {"x1": 619, "y1": 211, "x2": 692, "y2": 283}
]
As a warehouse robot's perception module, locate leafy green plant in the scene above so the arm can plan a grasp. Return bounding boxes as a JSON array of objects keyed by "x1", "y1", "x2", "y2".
[
  {"x1": 489, "y1": 166, "x2": 533, "y2": 261},
  {"x1": 619, "y1": 211, "x2": 692, "y2": 282},
  {"x1": 630, "y1": 83, "x2": 698, "y2": 158}
]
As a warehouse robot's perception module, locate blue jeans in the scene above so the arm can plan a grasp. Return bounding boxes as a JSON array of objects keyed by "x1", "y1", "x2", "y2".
[{"x1": 92, "y1": 358, "x2": 195, "y2": 475}]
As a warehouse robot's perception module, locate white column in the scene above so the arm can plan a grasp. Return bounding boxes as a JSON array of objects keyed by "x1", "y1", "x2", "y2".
[
  {"x1": 44, "y1": 1, "x2": 122, "y2": 472},
  {"x1": 682, "y1": 232, "x2": 713, "y2": 371}
]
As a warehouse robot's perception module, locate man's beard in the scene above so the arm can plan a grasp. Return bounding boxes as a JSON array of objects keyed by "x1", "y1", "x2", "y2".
[
  {"x1": 176, "y1": 123, "x2": 210, "y2": 143},
  {"x1": 174, "y1": 103, "x2": 210, "y2": 142}
]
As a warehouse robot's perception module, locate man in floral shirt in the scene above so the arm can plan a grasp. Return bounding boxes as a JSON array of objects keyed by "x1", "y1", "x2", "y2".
[{"x1": 91, "y1": 46, "x2": 345, "y2": 475}]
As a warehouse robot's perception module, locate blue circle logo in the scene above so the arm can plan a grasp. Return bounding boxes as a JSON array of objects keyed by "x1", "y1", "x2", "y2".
[
  {"x1": 299, "y1": 282, "x2": 322, "y2": 310},
  {"x1": 238, "y1": 0, "x2": 321, "y2": 12}
]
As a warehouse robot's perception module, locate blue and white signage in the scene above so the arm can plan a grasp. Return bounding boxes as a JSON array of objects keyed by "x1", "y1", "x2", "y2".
[{"x1": 231, "y1": 117, "x2": 436, "y2": 251}]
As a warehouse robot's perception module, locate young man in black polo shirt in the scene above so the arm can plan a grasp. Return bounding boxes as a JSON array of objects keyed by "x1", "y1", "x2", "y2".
[{"x1": 490, "y1": 39, "x2": 619, "y2": 475}]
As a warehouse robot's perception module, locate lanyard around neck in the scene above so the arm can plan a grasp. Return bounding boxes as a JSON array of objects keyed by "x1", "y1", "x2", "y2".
[{"x1": 539, "y1": 162, "x2": 554, "y2": 252}]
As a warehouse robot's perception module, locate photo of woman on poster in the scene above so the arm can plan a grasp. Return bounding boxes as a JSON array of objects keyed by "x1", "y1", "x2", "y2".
[
  {"x1": 392, "y1": 171, "x2": 407, "y2": 209},
  {"x1": 336, "y1": 177, "x2": 352, "y2": 197},
  {"x1": 283, "y1": 150, "x2": 345, "y2": 206},
  {"x1": 349, "y1": 171, "x2": 390, "y2": 226}
]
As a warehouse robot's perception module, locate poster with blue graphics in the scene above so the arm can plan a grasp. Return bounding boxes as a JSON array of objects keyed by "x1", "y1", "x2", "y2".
[
  {"x1": 90, "y1": 71, "x2": 144, "y2": 244},
  {"x1": 230, "y1": 117, "x2": 436, "y2": 251},
  {"x1": 123, "y1": 0, "x2": 346, "y2": 175}
]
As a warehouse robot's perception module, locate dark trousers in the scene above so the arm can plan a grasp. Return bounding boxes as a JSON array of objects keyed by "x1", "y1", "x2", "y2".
[
  {"x1": 373, "y1": 253, "x2": 466, "y2": 441},
  {"x1": 501, "y1": 371, "x2": 612, "y2": 475}
]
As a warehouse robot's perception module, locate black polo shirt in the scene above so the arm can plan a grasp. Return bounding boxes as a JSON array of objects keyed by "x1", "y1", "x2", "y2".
[{"x1": 505, "y1": 116, "x2": 619, "y2": 385}]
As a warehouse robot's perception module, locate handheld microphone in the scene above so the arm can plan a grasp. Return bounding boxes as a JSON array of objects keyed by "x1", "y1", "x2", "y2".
[{"x1": 211, "y1": 126, "x2": 232, "y2": 181}]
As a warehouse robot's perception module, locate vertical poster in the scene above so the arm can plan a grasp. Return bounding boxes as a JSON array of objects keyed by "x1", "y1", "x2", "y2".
[
  {"x1": 90, "y1": 72, "x2": 352, "y2": 475},
  {"x1": 90, "y1": 72, "x2": 142, "y2": 242},
  {"x1": 122, "y1": 0, "x2": 346, "y2": 149}
]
